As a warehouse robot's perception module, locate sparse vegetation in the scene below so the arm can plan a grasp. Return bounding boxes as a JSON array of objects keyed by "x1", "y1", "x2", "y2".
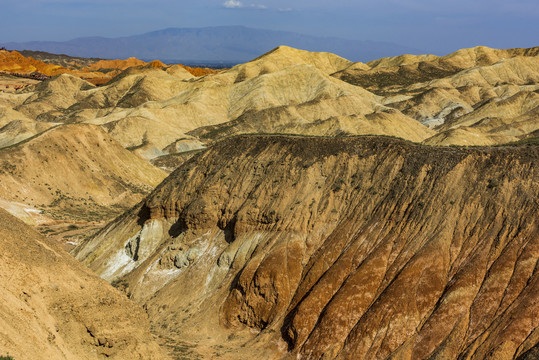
[
  {"x1": 499, "y1": 137, "x2": 539, "y2": 147},
  {"x1": 487, "y1": 179, "x2": 499, "y2": 189},
  {"x1": 111, "y1": 279, "x2": 129, "y2": 292}
]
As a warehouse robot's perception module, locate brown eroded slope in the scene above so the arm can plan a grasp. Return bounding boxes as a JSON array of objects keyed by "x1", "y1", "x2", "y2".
[
  {"x1": 0, "y1": 208, "x2": 169, "y2": 360},
  {"x1": 0, "y1": 123, "x2": 166, "y2": 221},
  {"x1": 75, "y1": 135, "x2": 539, "y2": 359}
]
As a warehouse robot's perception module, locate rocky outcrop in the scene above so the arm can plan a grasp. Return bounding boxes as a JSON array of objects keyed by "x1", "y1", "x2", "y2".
[{"x1": 75, "y1": 135, "x2": 538, "y2": 359}]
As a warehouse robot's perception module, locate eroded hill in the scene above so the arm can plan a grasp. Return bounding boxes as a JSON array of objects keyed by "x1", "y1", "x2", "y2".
[
  {"x1": 0, "y1": 123, "x2": 166, "y2": 222},
  {"x1": 0, "y1": 49, "x2": 219, "y2": 87},
  {"x1": 74, "y1": 135, "x2": 539, "y2": 360},
  {"x1": 0, "y1": 46, "x2": 438, "y2": 160},
  {"x1": 0, "y1": 45, "x2": 536, "y2": 236},
  {"x1": 335, "y1": 46, "x2": 539, "y2": 145},
  {"x1": 1, "y1": 45, "x2": 536, "y2": 162},
  {"x1": 1, "y1": 44, "x2": 538, "y2": 359},
  {"x1": 0, "y1": 49, "x2": 112, "y2": 85},
  {"x1": 0, "y1": 208, "x2": 169, "y2": 359}
]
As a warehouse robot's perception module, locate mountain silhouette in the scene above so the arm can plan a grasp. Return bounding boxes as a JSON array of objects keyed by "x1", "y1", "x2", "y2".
[{"x1": 5, "y1": 26, "x2": 423, "y2": 63}]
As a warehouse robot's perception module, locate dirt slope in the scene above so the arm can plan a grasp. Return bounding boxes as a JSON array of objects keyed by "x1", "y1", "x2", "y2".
[
  {"x1": 0, "y1": 208, "x2": 169, "y2": 359},
  {"x1": 74, "y1": 135, "x2": 539, "y2": 359},
  {"x1": 0, "y1": 123, "x2": 166, "y2": 221}
]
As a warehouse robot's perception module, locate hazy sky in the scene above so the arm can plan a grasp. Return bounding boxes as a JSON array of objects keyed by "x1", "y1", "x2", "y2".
[{"x1": 2, "y1": 0, "x2": 538, "y2": 54}]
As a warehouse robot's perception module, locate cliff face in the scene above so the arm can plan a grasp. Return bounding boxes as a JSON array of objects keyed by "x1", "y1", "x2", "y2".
[{"x1": 75, "y1": 135, "x2": 538, "y2": 359}]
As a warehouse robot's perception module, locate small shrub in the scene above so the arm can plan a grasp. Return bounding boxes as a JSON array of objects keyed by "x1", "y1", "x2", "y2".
[
  {"x1": 487, "y1": 179, "x2": 499, "y2": 189},
  {"x1": 111, "y1": 279, "x2": 129, "y2": 290}
]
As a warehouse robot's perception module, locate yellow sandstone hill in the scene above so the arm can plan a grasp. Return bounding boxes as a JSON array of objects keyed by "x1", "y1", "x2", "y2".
[
  {"x1": 0, "y1": 123, "x2": 166, "y2": 221},
  {"x1": 335, "y1": 46, "x2": 539, "y2": 145},
  {"x1": 232, "y1": 45, "x2": 353, "y2": 80},
  {"x1": 0, "y1": 105, "x2": 53, "y2": 148},
  {"x1": 2, "y1": 45, "x2": 536, "y2": 159},
  {"x1": 1, "y1": 46, "x2": 437, "y2": 160},
  {"x1": 0, "y1": 45, "x2": 537, "y2": 226}
]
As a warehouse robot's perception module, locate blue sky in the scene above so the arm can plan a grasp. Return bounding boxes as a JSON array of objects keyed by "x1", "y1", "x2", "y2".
[{"x1": 2, "y1": 0, "x2": 538, "y2": 54}]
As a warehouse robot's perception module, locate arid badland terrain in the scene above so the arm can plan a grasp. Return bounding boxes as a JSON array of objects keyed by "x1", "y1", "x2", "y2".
[{"x1": 0, "y1": 45, "x2": 537, "y2": 359}]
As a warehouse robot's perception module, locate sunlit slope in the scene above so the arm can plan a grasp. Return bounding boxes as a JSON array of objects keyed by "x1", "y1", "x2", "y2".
[
  {"x1": 0, "y1": 123, "x2": 166, "y2": 220},
  {"x1": 0, "y1": 208, "x2": 169, "y2": 359}
]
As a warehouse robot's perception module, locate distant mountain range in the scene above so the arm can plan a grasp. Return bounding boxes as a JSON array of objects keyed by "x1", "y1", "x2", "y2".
[{"x1": 4, "y1": 26, "x2": 423, "y2": 63}]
